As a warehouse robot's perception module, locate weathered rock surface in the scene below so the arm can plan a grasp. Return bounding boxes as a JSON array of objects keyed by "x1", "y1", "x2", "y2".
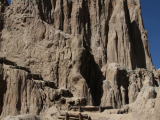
[
  {"x1": 0, "y1": 0, "x2": 159, "y2": 120},
  {"x1": 0, "y1": 63, "x2": 64, "y2": 118},
  {"x1": 101, "y1": 63, "x2": 158, "y2": 109},
  {"x1": 156, "y1": 69, "x2": 160, "y2": 75},
  {"x1": 4, "y1": 114, "x2": 43, "y2": 120}
]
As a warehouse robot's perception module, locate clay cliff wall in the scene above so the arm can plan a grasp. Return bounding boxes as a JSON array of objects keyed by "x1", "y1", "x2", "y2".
[{"x1": 0, "y1": 0, "x2": 157, "y2": 119}]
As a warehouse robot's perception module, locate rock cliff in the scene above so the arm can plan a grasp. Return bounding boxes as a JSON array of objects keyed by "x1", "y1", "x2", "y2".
[{"x1": 0, "y1": 0, "x2": 159, "y2": 120}]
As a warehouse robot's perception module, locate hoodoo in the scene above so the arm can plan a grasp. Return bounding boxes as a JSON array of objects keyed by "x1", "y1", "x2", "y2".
[{"x1": 0, "y1": 0, "x2": 159, "y2": 120}]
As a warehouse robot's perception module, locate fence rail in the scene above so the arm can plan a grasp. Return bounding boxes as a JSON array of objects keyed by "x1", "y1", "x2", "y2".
[
  {"x1": 59, "y1": 112, "x2": 90, "y2": 120},
  {"x1": 71, "y1": 106, "x2": 113, "y2": 113}
]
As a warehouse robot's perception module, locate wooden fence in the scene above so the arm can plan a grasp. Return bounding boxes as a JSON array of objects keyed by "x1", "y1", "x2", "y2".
[
  {"x1": 71, "y1": 106, "x2": 113, "y2": 113},
  {"x1": 59, "y1": 112, "x2": 91, "y2": 120}
]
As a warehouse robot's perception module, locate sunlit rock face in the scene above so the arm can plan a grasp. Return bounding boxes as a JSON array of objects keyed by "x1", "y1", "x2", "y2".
[
  {"x1": 0, "y1": 0, "x2": 158, "y2": 120},
  {"x1": 4, "y1": 0, "x2": 153, "y2": 70}
]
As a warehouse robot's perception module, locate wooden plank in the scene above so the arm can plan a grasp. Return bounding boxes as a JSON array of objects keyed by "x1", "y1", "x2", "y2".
[
  {"x1": 79, "y1": 113, "x2": 83, "y2": 120},
  {"x1": 88, "y1": 116, "x2": 91, "y2": 120},
  {"x1": 58, "y1": 116, "x2": 79, "y2": 120},
  {"x1": 65, "y1": 112, "x2": 68, "y2": 120},
  {"x1": 71, "y1": 106, "x2": 99, "y2": 109},
  {"x1": 58, "y1": 116, "x2": 65, "y2": 119},
  {"x1": 71, "y1": 106, "x2": 113, "y2": 110},
  {"x1": 60, "y1": 112, "x2": 88, "y2": 118},
  {"x1": 79, "y1": 105, "x2": 81, "y2": 112},
  {"x1": 99, "y1": 106, "x2": 101, "y2": 113}
]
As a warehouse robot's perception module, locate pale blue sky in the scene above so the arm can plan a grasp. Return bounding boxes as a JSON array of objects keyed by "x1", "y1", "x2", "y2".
[{"x1": 6, "y1": 0, "x2": 160, "y2": 69}]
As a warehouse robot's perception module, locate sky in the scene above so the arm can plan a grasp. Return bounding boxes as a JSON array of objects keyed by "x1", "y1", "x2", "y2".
[
  {"x1": 6, "y1": 0, "x2": 160, "y2": 69},
  {"x1": 7, "y1": 0, "x2": 10, "y2": 4},
  {"x1": 140, "y1": 0, "x2": 160, "y2": 69}
]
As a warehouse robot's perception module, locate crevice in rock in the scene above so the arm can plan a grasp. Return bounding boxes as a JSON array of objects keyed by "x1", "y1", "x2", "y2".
[
  {"x1": 53, "y1": 0, "x2": 57, "y2": 10},
  {"x1": 117, "y1": 70, "x2": 129, "y2": 105},
  {"x1": 82, "y1": 0, "x2": 91, "y2": 49},
  {"x1": 115, "y1": 31, "x2": 118, "y2": 61},
  {"x1": 47, "y1": 0, "x2": 52, "y2": 23},
  {"x1": 131, "y1": 21, "x2": 146, "y2": 69},
  {"x1": 42, "y1": 22, "x2": 46, "y2": 40},
  {"x1": 124, "y1": 0, "x2": 136, "y2": 70},
  {"x1": 16, "y1": 72, "x2": 22, "y2": 113},
  {"x1": 123, "y1": 0, "x2": 147, "y2": 70},
  {"x1": 38, "y1": 0, "x2": 45, "y2": 21},
  {"x1": 80, "y1": 50, "x2": 105, "y2": 106},
  {"x1": 68, "y1": 1, "x2": 72, "y2": 19},
  {"x1": 0, "y1": 66, "x2": 7, "y2": 115},
  {"x1": 98, "y1": 0, "x2": 102, "y2": 17},
  {"x1": 61, "y1": 0, "x2": 64, "y2": 31},
  {"x1": 56, "y1": 62, "x2": 59, "y2": 88},
  {"x1": 68, "y1": 1, "x2": 72, "y2": 34}
]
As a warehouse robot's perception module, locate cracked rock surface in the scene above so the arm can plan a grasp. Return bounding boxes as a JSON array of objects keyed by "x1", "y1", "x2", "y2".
[{"x1": 0, "y1": 0, "x2": 159, "y2": 120}]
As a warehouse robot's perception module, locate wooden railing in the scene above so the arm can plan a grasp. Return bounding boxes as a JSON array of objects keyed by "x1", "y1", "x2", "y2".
[
  {"x1": 71, "y1": 106, "x2": 113, "y2": 113},
  {"x1": 59, "y1": 112, "x2": 91, "y2": 120}
]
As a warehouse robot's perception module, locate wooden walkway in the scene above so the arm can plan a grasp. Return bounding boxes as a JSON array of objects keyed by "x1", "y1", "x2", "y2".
[
  {"x1": 59, "y1": 112, "x2": 91, "y2": 120},
  {"x1": 71, "y1": 106, "x2": 113, "y2": 113},
  {"x1": 59, "y1": 106, "x2": 113, "y2": 120}
]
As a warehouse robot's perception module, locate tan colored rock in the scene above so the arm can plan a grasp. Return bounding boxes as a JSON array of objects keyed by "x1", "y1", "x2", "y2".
[
  {"x1": 0, "y1": 0, "x2": 153, "y2": 76},
  {"x1": 101, "y1": 63, "x2": 158, "y2": 109},
  {"x1": 128, "y1": 86, "x2": 156, "y2": 120},
  {"x1": 0, "y1": 0, "x2": 154, "y2": 107},
  {"x1": 4, "y1": 114, "x2": 43, "y2": 120},
  {"x1": 0, "y1": 0, "x2": 158, "y2": 120},
  {"x1": 154, "y1": 87, "x2": 160, "y2": 120}
]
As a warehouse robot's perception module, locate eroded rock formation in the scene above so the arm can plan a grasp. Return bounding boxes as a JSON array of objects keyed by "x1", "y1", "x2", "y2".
[
  {"x1": 0, "y1": 0, "x2": 159, "y2": 120},
  {"x1": 101, "y1": 63, "x2": 158, "y2": 109}
]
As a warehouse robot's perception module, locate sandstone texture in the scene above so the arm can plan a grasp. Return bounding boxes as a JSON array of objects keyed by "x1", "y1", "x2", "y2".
[{"x1": 0, "y1": 0, "x2": 159, "y2": 120}]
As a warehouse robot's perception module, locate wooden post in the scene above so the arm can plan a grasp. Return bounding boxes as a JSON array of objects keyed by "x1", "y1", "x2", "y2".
[
  {"x1": 88, "y1": 116, "x2": 91, "y2": 120},
  {"x1": 79, "y1": 105, "x2": 81, "y2": 112},
  {"x1": 65, "y1": 112, "x2": 68, "y2": 120},
  {"x1": 79, "y1": 113, "x2": 83, "y2": 120},
  {"x1": 99, "y1": 106, "x2": 101, "y2": 113},
  {"x1": 60, "y1": 112, "x2": 88, "y2": 118},
  {"x1": 71, "y1": 106, "x2": 113, "y2": 110}
]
